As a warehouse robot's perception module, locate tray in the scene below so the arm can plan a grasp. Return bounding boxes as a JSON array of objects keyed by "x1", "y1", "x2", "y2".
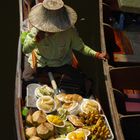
[
  {"x1": 26, "y1": 83, "x2": 41, "y2": 107},
  {"x1": 25, "y1": 84, "x2": 114, "y2": 139},
  {"x1": 102, "y1": 115, "x2": 114, "y2": 140}
]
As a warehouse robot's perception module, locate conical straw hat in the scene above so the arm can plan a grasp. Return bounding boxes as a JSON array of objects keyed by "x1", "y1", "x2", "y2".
[{"x1": 29, "y1": 0, "x2": 77, "y2": 32}]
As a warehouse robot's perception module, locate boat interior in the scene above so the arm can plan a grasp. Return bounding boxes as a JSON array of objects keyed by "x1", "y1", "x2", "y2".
[{"x1": 16, "y1": 0, "x2": 115, "y2": 139}]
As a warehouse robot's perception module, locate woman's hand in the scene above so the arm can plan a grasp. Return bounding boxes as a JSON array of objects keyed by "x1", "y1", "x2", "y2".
[
  {"x1": 95, "y1": 52, "x2": 109, "y2": 61},
  {"x1": 35, "y1": 31, "x2": 45, "y2": 42}
]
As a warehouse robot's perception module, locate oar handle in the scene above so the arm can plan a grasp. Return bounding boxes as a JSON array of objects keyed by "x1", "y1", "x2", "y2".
[{"x1": 48, "y1": 72, "x2": 59, "y2": 94}]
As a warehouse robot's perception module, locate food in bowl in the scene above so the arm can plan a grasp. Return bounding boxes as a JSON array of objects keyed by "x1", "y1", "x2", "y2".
[
  {"x1": 64, "y1": 94, "x2": 83, "y2": 103},
  {"x1": 66, "y1": 130, "x2": 87, "y2": 140},
  {"x1": 75, "y1": 128, "x2": 90, "y2": 137},
  {"x1": 80, "y1": 99, "x2": 101, "y2": 114},
  {"x1": 67, "y1": 115, "x2": 84, "y2": 127},
  {"x1": 56, "y1": 93, "x2": 66, "y2": 102},
  {"x1": 35, "y1": 85, "x2": 54, "y2": 97},
  {"x1": 56, "y1": 121, "x2": 76, "y2": 135},
  {"x1": 62, "y1": 101, "x2": 78, "y2": 111},
  {"x1": 56, "y1": 93, "x2": 83, "y2": 103},
  {"x1": 57, "y1": 108, "x2": 69, "y2": 121},
  {"x1": 61, "y1": 101, "x2": 80, "y2": 115},
  {"x1": 46, "y1": 114, "x2": 65, "y2": 127},
  {"x1": 36, "y1": 96, "x2": 56, "y2": 113},
  {"x1": 32, "y1": 110, "x2": 46, "y2": 125}
]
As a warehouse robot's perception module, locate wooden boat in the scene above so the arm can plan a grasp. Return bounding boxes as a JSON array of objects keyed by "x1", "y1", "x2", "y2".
[
  {"x1": 99, "y1": 0, "x2": 140, "y2": 139},
  {"x1": 15, "y1": 0, "x2": 140, "y2": 140}
]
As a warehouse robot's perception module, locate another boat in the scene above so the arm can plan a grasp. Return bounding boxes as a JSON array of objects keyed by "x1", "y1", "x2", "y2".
[{"x1": 99, "y1": 0, "x2": 140, "y2": 139}]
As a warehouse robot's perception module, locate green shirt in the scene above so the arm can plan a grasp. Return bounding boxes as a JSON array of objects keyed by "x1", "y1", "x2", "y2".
[{"x1": 22, "y1": 27, "x2": 97, "y2": 68}]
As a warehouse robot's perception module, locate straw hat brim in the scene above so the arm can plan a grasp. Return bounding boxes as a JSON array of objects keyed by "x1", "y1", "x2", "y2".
[{"x1": 29, "y1": 3, "x2": 77, "y2": 32}]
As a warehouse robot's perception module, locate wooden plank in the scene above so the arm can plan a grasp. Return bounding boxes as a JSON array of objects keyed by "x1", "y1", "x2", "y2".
[
  {"x1": 125, "y1": 102, "x2": 140, "y2": 112},
  {"x1": 123, "y1": 89, "x2": 140, "y2": 99}
]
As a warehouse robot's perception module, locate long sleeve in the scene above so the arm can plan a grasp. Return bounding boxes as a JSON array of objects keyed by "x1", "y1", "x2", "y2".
[
  {"x1": 22, "y1": 27, "x2": 39, "y2": 54},
  {"x1": 79, "y1": 45, "x2": 97, "y2": 57}
]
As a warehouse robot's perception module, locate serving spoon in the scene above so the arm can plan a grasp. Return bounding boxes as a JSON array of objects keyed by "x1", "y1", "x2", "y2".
[{"x1": 48, "y1": 72, "x2": 60, "y2": 95}]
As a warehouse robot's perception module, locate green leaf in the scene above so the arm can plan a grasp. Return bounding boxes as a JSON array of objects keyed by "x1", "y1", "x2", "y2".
[{"x1": 22, "y1": 107, "x2": 29, "y2": 116}]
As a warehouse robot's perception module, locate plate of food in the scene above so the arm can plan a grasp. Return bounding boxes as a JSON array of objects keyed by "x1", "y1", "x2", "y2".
[
  {"x1": 75, "y1": 128, "x2": 91, "y2": 137},
  {"x1": 62, "y1": 101, "x2": 79, "y2": 114},
  {"x1": 46, "y1": 114, "x2": 66, "y2": 128},
  {"x1": 80, "y1": 99, "x2": 101, "y2": 114},
  {"x1": 66, "y1": 130, "x2": 87, "y2": 140},
  {"x1": 67, "y1": 115, "x2": 84, "y2": 127},
  {"x1": 36, "y1": 96, "x2": 56, "y2": 113},
  {"x1": 56, "y1": 93, "x2": 83, "y2": 103},
  {"x1": 35, "y1": 85, "x2": 54, "y2": 98}
]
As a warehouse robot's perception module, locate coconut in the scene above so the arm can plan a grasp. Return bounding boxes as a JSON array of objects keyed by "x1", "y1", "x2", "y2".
[
  {"x1": 36, "y1": 122, "x2": 54, "y2": 139},
  {"x1": 32, "y1": 110, "x2": 46, "y2": 125},
  {"x1": 29, "y1": 136, "x2": 41, "y2": 140},
  {"x1": 25, "y1": 127, "x2": 37, "y2": 138},
  {"x1": 26, "y1": 114, "x2": 33, "y2": 126}
]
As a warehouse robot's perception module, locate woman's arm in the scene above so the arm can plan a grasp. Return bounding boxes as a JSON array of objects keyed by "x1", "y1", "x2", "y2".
[
  {"x1": 70, "y1": 28, "x2": 108, "y2": 60},
  {"x1": 79, "y1": 45, "x2": 97, "y2": 57},
  {"x1": 22, "y1": 27, "x2": 39, "y2": 54}
]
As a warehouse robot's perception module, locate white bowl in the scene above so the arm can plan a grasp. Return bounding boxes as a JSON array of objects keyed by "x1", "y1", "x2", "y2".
[
  {"x1": 46, "y1": 115, "x2": 65, "y2": 128},
  {"x1": 80, "y1": 99, "x2": 101, "y2": 114},
  {"x1": 35, "y1": 85, "x2": 54, "y2": 98},
  {"x1": 56, "y1": 93, "x2": 83, "y2": 103},
  {"x1": 62, "y1": 101, "x2": 79, "y2": 115},
  {"x1": 36, "y1": 96, "x2": 56, "y2": 113},
  {"x1": 75, "y1": 128, "x2": 91, "y2": 137},
  {"x1": 66, "y1": 130, "x2": 87, "y2": 140},
  {"x1": 67, "y1": 115, "x2": 84, "y2": 127},
  {"x1": 55, "y1": 93, "x2": 66, "y2": 102}
]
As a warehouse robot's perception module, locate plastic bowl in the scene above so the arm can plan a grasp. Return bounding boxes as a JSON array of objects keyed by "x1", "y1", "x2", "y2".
[
  {"x1": 66, "y1": 130, "x2": 87, "y2": 140},
  {"x1": 35, "y1": 85, "x2": 54, "y2": 98},
  {"x1": 62, "y1": 101, "x2": 79, "y2": 114},
  {"x1": 75, "y1": 128, "x2": 91, "y2": 137},
  {"x1": 36, "y1": 96, "x2": 56, "y2": 113},
  {"x1": 46, "y1": 114, "x2": 65, "y2": 128},
  {"x1": 80, "y1": 99, "x2": 101, "y2": 114}
]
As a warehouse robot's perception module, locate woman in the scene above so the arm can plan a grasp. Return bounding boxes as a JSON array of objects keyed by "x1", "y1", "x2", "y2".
[{"x1": 22, "y1": 0, "x2": 108, "y2": 95}]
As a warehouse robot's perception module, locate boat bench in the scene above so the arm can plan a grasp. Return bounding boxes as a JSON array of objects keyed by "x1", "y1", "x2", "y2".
[
  {"x1": 113, "y1": 88, "x2": 140, "y2": 114},
  {"x1": 120, "y1": 115, "x2": 140, "y2": 139},
  {"x1": 123, "y1": 89, "x2": 140, "y2": 112},
  {"x1": 110, "y1": 67, "x2": 140, "y2": 114}
]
